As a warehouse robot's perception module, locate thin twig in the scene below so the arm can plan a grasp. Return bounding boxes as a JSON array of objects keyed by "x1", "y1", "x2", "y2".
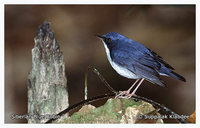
[
  {"x1": 45, "y1": 66, "x2": 188, "y2": 124},
  {"x1": 131, "y1": 95, "x2": 188, "y2": 123},
  {"x1": 84, "y1": 68, "x2": 88, "y2": 100},
  {"x1": 88, "y1": 66, "x2": 188, "y2": 123},
  {"x1": 88, "y1": 66, "x2": 118, "y2": 94},
  {"x1": 45, "y1": 93, "x2": 115, "y2": 123}
]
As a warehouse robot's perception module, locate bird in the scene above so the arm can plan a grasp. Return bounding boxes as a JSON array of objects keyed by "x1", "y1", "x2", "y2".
[{"x1": 97, "y1": 32, "x2": 186, "y2": 99}]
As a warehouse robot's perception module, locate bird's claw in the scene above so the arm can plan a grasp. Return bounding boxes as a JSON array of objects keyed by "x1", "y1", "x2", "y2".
[{"x1": 115, "y1": 90, "x2": 136, "y2": 99}]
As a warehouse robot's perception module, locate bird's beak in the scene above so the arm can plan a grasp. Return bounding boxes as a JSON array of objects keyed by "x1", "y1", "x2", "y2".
[{"x1": 96, "y1": 35, "x2": 104, "y2": 40}]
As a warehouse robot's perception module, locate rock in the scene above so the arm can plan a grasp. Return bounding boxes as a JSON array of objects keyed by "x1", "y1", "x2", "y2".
[
  {"x1": 120, "y1": 107, "x2": 139, "y2": 123},
  {"x1": 57, "y1": 98, "x2": 163, "y2": 124}
]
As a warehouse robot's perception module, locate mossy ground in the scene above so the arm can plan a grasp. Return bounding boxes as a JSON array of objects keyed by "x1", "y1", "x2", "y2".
[{"x1": 56, "y1": 98, "x2": 162, "y2": 124}]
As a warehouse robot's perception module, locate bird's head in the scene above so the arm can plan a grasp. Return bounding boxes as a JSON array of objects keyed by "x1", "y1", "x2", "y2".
[{"x1": 96, "y1": 32, "x2": 125, "y2": 46}]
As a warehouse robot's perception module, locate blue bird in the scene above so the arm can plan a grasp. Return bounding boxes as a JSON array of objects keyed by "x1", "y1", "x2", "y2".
[{"x1": 97, "y1": 32, "x2": 186, "y2": 98}]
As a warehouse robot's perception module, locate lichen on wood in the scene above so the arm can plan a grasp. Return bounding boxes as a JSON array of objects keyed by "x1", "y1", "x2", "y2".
[
  {"x1": 28, "y1": 21, "x2": 69, "y2": 123},
  {"x1": 56, "y1": 98, "x2": 163, "y2": 124}
]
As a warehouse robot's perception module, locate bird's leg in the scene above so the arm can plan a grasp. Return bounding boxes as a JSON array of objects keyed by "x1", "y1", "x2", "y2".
[
  {"x1": 126, "y1": 79, "x2": 140, "y2": 93},
  {"x1": 126, "y1": 78, "x2": 145, "y2": 99},
  {"x1": 115, "y1": 79, "x2": 140, "y2": 98}
]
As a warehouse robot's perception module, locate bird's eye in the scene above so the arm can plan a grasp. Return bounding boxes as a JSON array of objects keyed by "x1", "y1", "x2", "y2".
[{"x1": 106, "y1": 38, "x2": 111, "y2": 44}]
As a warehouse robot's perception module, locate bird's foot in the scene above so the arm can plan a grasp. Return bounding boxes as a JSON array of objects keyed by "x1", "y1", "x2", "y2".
[
  {"x1": 115, "y1": 91, "x2": 129, "y2": 98},
  {"x1": 125, "y1": 93, "x2": 136, "y2": 99},
  {"x1": 115, "y1": 90, "x2": 136, "y2": 99},
  {"x1": 115, "y1": 90, "x2": 134, "y2": 99}
]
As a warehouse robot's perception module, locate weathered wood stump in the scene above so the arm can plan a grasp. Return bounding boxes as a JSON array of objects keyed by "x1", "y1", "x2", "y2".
[{"x1": 28, "y1": 21, "x2": 69, "y2": 123}]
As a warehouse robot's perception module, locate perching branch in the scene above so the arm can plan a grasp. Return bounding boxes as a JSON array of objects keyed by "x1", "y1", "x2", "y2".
[
  {"x1": 45, "y1": 66, "x2": 188, "y2": 124},
  {"x1": 89, "y1": 66, "x2": 188, "y2": 123}
]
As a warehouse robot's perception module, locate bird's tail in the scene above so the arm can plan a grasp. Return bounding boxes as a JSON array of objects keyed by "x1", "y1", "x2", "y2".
[{"x1": 168, "y1": 71, "x2": 186, "y2": 82}]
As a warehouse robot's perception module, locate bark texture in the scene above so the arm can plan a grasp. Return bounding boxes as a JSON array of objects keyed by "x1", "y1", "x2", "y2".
[{"x1": 28, "y1": 21, "x2": 69, "y2": 123}]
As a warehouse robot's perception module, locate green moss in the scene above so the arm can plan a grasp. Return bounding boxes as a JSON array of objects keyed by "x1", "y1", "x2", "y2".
[
  {"x1": 59, "y1": 98, "x2": 153, "y2": 124},
  {"x1": 123, "y1": 99, "x2": 142, "y2": 110},
  {"x1": 139, "y1": 102, "x2": 155, "y2": 114}
]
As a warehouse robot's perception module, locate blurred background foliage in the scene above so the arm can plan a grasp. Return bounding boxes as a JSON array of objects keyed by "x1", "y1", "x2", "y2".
[{"x1": 5, "y1": 5, "x2": 195, "y2": 123}]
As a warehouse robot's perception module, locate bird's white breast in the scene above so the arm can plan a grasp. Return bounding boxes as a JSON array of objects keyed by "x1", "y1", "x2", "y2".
[{"x1": 102, "y1": 41, "x2": 139, "y2": 79}]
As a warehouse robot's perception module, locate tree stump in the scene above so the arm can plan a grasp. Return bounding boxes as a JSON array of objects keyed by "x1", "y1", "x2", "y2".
[{"x1": 28, "y1": 21, "x2": 69, "y2": 123}]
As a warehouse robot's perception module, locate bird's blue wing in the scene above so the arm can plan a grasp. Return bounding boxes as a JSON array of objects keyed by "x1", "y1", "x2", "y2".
[
  {"x1": 112, "y1": 41, "x2": 162, "y2": 70},
  {"x1": 111, "y1": 45, "x2": 165, "y2": 86},
  {"x1": 147, "y1": 48, "x2": 174, "y2": 70}
]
